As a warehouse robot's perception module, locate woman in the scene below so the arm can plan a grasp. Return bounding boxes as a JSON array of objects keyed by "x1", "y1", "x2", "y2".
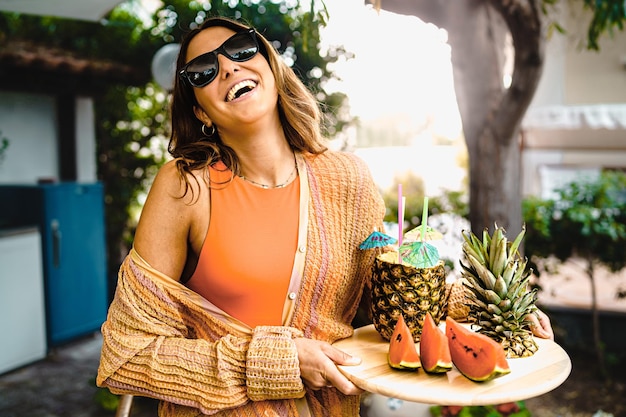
[
  {"x1": 97, "y1": 16, "x2": 554, "y2": 417},
  {"x1": 97, "y1": 16, "x2": 386, "y2": 416}
]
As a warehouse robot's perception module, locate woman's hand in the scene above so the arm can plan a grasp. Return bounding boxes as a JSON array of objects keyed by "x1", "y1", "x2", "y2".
[
  {"x1": 525, "y1": 308, "x2": 554, "y2": 340},
  {"x1": 294, "y1": 338, "x2": 364, "y2": 395}
]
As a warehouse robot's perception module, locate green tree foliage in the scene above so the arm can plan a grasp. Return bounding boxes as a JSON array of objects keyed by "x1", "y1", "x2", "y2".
[
  {"x1": 524, "y1": 170, "x2": 626, "y2": 271},
  {"x1": 95, "y1": 83, "x2": 171, "y2": 271},
  {"x1": 0, "y1": 7, "x2": 158, "y2": 72},
  {"x1": 382, "y1": 173, "x2": 469, "y2": 231},
  {"x1": 582, "y1": 0, "x2": 626, "y2": 50},
  {"x1": 523, "y1": 170, "x2": 626, "y2": 377}
]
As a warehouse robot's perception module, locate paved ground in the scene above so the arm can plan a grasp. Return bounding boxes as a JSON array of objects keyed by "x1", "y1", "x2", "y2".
[
  {"x1": 0, "y1": 332, "x2": 431, "y2": 417},
  {"x1": 0, "y1": 332, "x2": 432, "y2": 417},
  {"x1": 0, "y1": 332, "x2": 108, "y2": 417},
  {"x1": 0, "y1": 333, "x2": 157, "y2": 417}
]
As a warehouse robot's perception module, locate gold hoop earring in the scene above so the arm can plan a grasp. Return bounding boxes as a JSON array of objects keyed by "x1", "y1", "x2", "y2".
[{"x1": 202, "y1": 124, "x2": 216, "y2": 137}]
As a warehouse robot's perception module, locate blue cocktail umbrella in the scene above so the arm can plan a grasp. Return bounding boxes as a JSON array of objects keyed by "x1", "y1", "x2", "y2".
[{"x1": 359, "y1": 230, "x2": 398, "y2": 250}]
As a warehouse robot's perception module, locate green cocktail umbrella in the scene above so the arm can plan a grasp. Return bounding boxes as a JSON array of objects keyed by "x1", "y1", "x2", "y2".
[{"x1": 400, "y1": 197, "x2": 440, "y2": 268}]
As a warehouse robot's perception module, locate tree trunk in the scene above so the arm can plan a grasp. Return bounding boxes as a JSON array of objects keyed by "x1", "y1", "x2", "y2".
[
  {"x1": 482, "y1": 0, "x2": 545, "y2": 235},
  {"x1": 445, "y1": 1, "x2": 512, "y2": 234},
  {"x1": 586, "y1": 257, "x2": 607, "y2": 378},
  {"x1": 375, "y1": 0, "x2": 546, "y2": 235}
]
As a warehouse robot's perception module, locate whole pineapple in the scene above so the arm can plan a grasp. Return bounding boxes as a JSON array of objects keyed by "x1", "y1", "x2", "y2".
[{"x1": 460, "y1": 225, "x2": 539, "y2": 358}]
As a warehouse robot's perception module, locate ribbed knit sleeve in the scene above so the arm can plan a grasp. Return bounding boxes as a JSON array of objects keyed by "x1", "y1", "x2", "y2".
[
  {"x1": 97, "y1": 255, "x2": 305, "y2": 415},
  {"x1": 246, "y1": 326, "x2": 304, "y2": 400}
]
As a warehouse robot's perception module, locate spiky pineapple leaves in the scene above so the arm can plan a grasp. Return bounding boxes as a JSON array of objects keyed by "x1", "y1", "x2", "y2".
[{"x1": 460, "y1": 224, "x2": 539, "y2": 358}]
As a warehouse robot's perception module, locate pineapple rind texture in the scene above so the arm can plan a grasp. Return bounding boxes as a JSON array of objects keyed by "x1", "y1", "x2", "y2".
[
  {"x1": 460, "y1": 225, "x2": 539, "y2": 358},
  {"x1": 371, "y1": 252, "x2": 448, "y2": 342},
  {"x1": 446, "y1": 279, "x2": 470, "y2": 320}
]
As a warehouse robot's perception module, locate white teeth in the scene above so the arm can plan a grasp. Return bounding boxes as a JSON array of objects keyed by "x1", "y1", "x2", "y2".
[{"x1": 226, "y1": 80, "x2": 257, "y2": 102}]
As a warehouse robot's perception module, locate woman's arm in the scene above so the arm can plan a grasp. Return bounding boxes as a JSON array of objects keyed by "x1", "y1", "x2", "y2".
[
  {"x1": 132, "y1": 160, "x2": 197, "y2": 281},
  {"x1": 97, "y1": 254, "x2": 306, "y2": 414}
]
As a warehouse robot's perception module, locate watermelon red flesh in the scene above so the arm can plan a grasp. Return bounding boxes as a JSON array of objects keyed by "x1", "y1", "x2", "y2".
[
  {"x1": 388, "y1": 315, "x2": 421, "y2": 370},
  {"x1": 420, "y1": 312, "x2": 452, "y2": 374},
  {"x1": 445, "y1": 317, "x2": 510, "y2": 382}
]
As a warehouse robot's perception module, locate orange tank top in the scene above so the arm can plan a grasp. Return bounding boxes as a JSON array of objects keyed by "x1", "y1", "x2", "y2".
[{"x1": 187, "y1": 162, "x2": 299, "y2": 327}]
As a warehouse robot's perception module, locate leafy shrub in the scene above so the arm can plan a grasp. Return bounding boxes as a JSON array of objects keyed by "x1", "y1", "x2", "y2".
[{"x1": 523, "y1": 170, "x2": 626, "y2": 271}]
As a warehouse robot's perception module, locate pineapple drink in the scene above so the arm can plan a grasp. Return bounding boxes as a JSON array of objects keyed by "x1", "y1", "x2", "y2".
[{"x1": 371, "y1": 251, "x2": 448, "y2": 342}]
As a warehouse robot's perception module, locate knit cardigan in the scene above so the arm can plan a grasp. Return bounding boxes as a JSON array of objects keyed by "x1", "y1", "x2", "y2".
[{"x1": 97, "y1": 151, "x2": 386, "y2": 416}]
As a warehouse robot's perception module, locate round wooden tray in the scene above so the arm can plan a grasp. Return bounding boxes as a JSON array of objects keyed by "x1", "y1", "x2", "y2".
[{"x1": 332, "y1": 324, "x2": 571, "y2": 406}]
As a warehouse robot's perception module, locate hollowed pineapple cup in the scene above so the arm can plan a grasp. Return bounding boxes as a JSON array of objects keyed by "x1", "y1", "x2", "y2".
[{"x1": 371, "y1": 251, "x2": 448, "y2": 342}]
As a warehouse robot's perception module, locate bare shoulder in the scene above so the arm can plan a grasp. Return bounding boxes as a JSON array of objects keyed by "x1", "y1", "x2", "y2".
[
  {"x1": 133, "y1": 159, "x2": 209, "y2": 279},
  {"x1": 148, "y1": 159, "x2": 196, "y2": 202}
]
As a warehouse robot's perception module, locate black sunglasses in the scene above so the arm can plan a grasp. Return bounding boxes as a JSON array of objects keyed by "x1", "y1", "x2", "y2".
[{"x1": 179, "y1": 29, "x2": 260, "y2": 88}]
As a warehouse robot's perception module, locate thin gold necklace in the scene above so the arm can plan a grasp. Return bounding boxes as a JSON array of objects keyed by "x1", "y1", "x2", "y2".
[{"x1": 239, "y1": 155, "x2": 298, "y2": 189}]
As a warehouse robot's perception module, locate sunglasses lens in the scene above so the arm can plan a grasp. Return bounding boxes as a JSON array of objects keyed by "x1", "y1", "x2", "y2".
[
  {"x1": 185, "y1": 54, "x2": 218, "y2": 87},
  {"x1": 224, "y1": 32, "x2": 258, "y2": 61},
  {"x1": 182, "y1": 30, "x2": 259, "y2": 88}
]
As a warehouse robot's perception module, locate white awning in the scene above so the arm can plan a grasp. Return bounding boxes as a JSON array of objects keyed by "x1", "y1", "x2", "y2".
[
  {"x1": 522, "y1": 104, "x2": 626, "y2": 150},
  {"x1": 0, "y1": 0, "x2": 125, "y2": 21},
  {"x1": 523, "y1": 104, "x2": 626, "y2": 130}
]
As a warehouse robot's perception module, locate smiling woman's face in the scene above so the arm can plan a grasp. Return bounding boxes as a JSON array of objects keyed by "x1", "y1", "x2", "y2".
[{"x1": 187, "y1": 25, "x2": 279, "y2": 137}]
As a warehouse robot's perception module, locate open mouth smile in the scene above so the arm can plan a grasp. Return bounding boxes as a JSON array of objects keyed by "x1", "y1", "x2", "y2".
[{"x1": 226, "y1": 80, "x2": 257, "y2": 102}]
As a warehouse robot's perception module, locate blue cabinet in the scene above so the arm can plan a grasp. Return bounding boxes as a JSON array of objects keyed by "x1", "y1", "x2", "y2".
[{"x1": 0, "y1": 183, "x2": 108, "y2": 346}]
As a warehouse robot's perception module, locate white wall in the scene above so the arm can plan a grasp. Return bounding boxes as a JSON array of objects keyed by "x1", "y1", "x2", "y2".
[
  {"x1": 522, "y1": 5, "x2": 626, "y2": 197},
  {"x1": 530, "y1": 21, "x2": 567, "y2": 108},
  {"x1": 563, "y1": 17, "x2": 626, "y2": 105},
  {"x1": 529, "y1": 5, "x2": 626, "y2": 109},
  {"x1": 0, "y1": 92, "x2": 58, "y2": 184},
  {"x1": 76, "y1": 96, "x2": 97, "y2": 183},
  {"x1": 0, "y1": 92, "x2": 98, "y2": 184}
]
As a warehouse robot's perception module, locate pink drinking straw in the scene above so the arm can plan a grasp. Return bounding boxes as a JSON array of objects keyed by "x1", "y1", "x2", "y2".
[{"x1": 398, "y1": 184, "x2": 403, "y2": 263}]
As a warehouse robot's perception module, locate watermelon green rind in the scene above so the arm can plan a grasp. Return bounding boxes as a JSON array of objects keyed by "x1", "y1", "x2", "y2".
[
  {"x1": 424, "y1": 363, "x2": 454, "y2": 374},
  {"x1": 460, "y1": 365, "x2": 511, "y2": 382},
  {"x1": 388, "y1": 360, "x2": 422, "y2": 371}
]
